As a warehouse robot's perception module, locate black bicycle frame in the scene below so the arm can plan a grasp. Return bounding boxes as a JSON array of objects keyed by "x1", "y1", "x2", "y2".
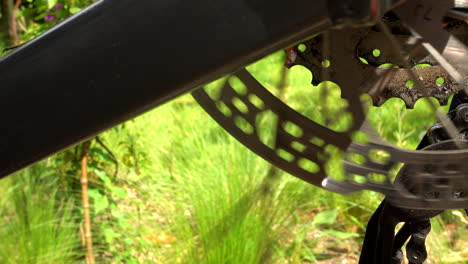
[{"x1": 0, "y1": 0, "x2": 335, "y2": 177}]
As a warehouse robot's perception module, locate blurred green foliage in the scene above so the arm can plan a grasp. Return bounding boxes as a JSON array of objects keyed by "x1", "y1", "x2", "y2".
[{"x1": 1, "y1": 2, "x2": 468, "y2": 263}]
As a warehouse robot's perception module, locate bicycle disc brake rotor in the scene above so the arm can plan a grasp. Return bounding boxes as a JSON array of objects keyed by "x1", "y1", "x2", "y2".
[{"x1": 193, "y1": 0, "x2": 468, "y2": 209}]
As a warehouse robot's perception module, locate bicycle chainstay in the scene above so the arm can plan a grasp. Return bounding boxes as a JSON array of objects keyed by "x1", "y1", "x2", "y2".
[{"x1": 193, "y1": 0, "x2": 468, "y2": 210}]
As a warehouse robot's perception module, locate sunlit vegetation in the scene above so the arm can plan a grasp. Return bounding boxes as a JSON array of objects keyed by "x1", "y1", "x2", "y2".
[{"x1": 1, "y1": 1, "x2": 467, "y2": 263}]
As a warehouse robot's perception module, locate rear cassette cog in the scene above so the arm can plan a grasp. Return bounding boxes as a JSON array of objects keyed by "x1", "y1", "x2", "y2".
[
  {"x1": 193, "y1": 0, "x2": 468, "y2": 210},
  {"x1": 286, "y1": 14, "x2": 468, "y2": 108}
]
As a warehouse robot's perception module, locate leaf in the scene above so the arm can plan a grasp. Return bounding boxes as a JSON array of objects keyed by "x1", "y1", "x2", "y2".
[
  {"x1": 95, "y1": 196, "x2": 109, "y2": 214},
  {"x1": 110, "y1": 186, "x2": 127, "y2": 199},
  {"x1": 103, "y1": 228, "x2": 119, "y2": 243},
  {"x1": 124, "y1": 238, "x2": 134, "y2": 245},
  {"x1": 47, "y1": 0, "x2": 57, "y2": 9},
  {"x1": 94, "y1": 169, "x2": 112, "y2": 187},
  {"x1": 34, "y1": 13, "x2": 47, "y2": 20},
  {"x1": 111, "y1": 210, "x2": 124, "y2": 219},
  {"x1": 87, "y1": 189, "x2": 101, "y2": 200},
  {"x1": 69, "y1": 7, "x2": 81, "y2": 14},
  {"x1": 94, "y1": 168, "x2": 109, "y2": 178},
  {"x1": 312, "y1": 209, "x2": 338, "y2": 226},
  {"x1": 88, "y1": 189, "x2": 109, "y2": 214},
  {"x1": 319, "y1": 229, "x2": 360, "y2": 239},
  {"x1": 301, "y1": 247, "x2": 317, "y2": 262},
  {"x1": 112, "y1": 210, "x2": 130, "y2": 228}
]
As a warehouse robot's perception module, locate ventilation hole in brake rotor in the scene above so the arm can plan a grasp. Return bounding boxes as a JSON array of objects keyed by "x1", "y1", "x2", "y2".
[
  {"x1": 444, "y1": 164, "x2": 460, "y2": 174},
  {"x1": 436, "y1": 77, "x2": 445, "y2": 86},
  {"x1": 378, "y1": 63, "x2": 396, "y2": 69},
  {"x1": 368, "y1": 173, "x2": 387, "y2": 183},
  {"x1": 350, "y1": 174, "x2": 367, "y2": 184},
  {"x1": 351, "y1": 131, "x2": 370, "y2": 144},
  {"x1": 322, "y1": 59, "x2": 331, "y2": 68},
  {"x1": 248, "y1": 94, "x2": 264, "y2": 109},
  {"x1": 291, "y1": 141, "x2": 307, "y2": 152},
  {"x1": 413, "y1": 63, "x2": 432, "y2": 68},
  {"x1": 359, "y1": 57, "x2": 369, "y2": 65},
  {"x1": 423, "y1": 163, "x2": 438, "y2": 174},
  {"x1": 435, "y1": 178, "x2": 450, "y2": 187},
  {"x1": 406, "y1": 80, "x2": 415, "y2": 88},
  {"x1": 228, "y1": 76, "x2": 248, "y2": 95},
  {"x1": 277, "y1": 148, "x2": 295, "y2": 162},
  {"x1": 310, "y1": 137, "x2": 325, "y2": 147},
  {"x1": 216, "y1": 101, "x2": 232, "y2": 117},
  {"x1": 298, "y1": 158, "x2": 320, "y2": 173},
  {"x1": 232, "y1": 97, "x2": 249, "y2": 114},
  {"x1": 346, "y1": 152, "x2": 366, "y2": 165},
  {"x1": 368, "y1": 149, "x2": 391, "y2": 164},
  {"x1": 282, "y1": 121, "x2": 303, "y2": 138},
  {"x1": 298, "y1": 43, "x2": 307, "y2": 52},
  {"x1": 372, "y1": 49, "x2": 381, "y2": 57},
  {"x1": 234, "y1": 116, "x2": 254, "y2": 134}
]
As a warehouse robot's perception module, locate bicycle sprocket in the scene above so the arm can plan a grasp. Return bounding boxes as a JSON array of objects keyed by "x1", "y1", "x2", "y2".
[{"x1": 193, "y1": 0, "x2": 468, "y2": 210}]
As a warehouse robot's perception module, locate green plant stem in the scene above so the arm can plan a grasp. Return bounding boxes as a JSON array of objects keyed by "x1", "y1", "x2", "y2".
[{"x1": 81, "y1": 141, "x2": 96, "y2": 264}]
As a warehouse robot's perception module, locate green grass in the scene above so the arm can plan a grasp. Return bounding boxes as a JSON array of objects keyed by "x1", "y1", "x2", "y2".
[
  {"x1": 0, "y1": 165, "x2": 82, "y2": 264},
  {"x1": 99, "y1": 51, "x2": 464, "y2": 263},
  {"x1": 0, "y1": 51, "x2": 466, "y2": 263},
  {"x1": 1, "y1": 1, "x2": 464, "y2": 262}
]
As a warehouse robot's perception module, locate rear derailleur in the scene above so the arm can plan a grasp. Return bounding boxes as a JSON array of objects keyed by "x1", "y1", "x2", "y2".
[{"x1": 359, "y1": 91, "x2": 468, "y2": 264}]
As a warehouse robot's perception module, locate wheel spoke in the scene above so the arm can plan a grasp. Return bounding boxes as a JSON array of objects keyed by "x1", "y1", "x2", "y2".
[
  {"x1": 320, "y1": 31, "x2": 331, "y2": 126},
  {"x1": 447, "y1": 9, "x2": 468, "y2": 21}
]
